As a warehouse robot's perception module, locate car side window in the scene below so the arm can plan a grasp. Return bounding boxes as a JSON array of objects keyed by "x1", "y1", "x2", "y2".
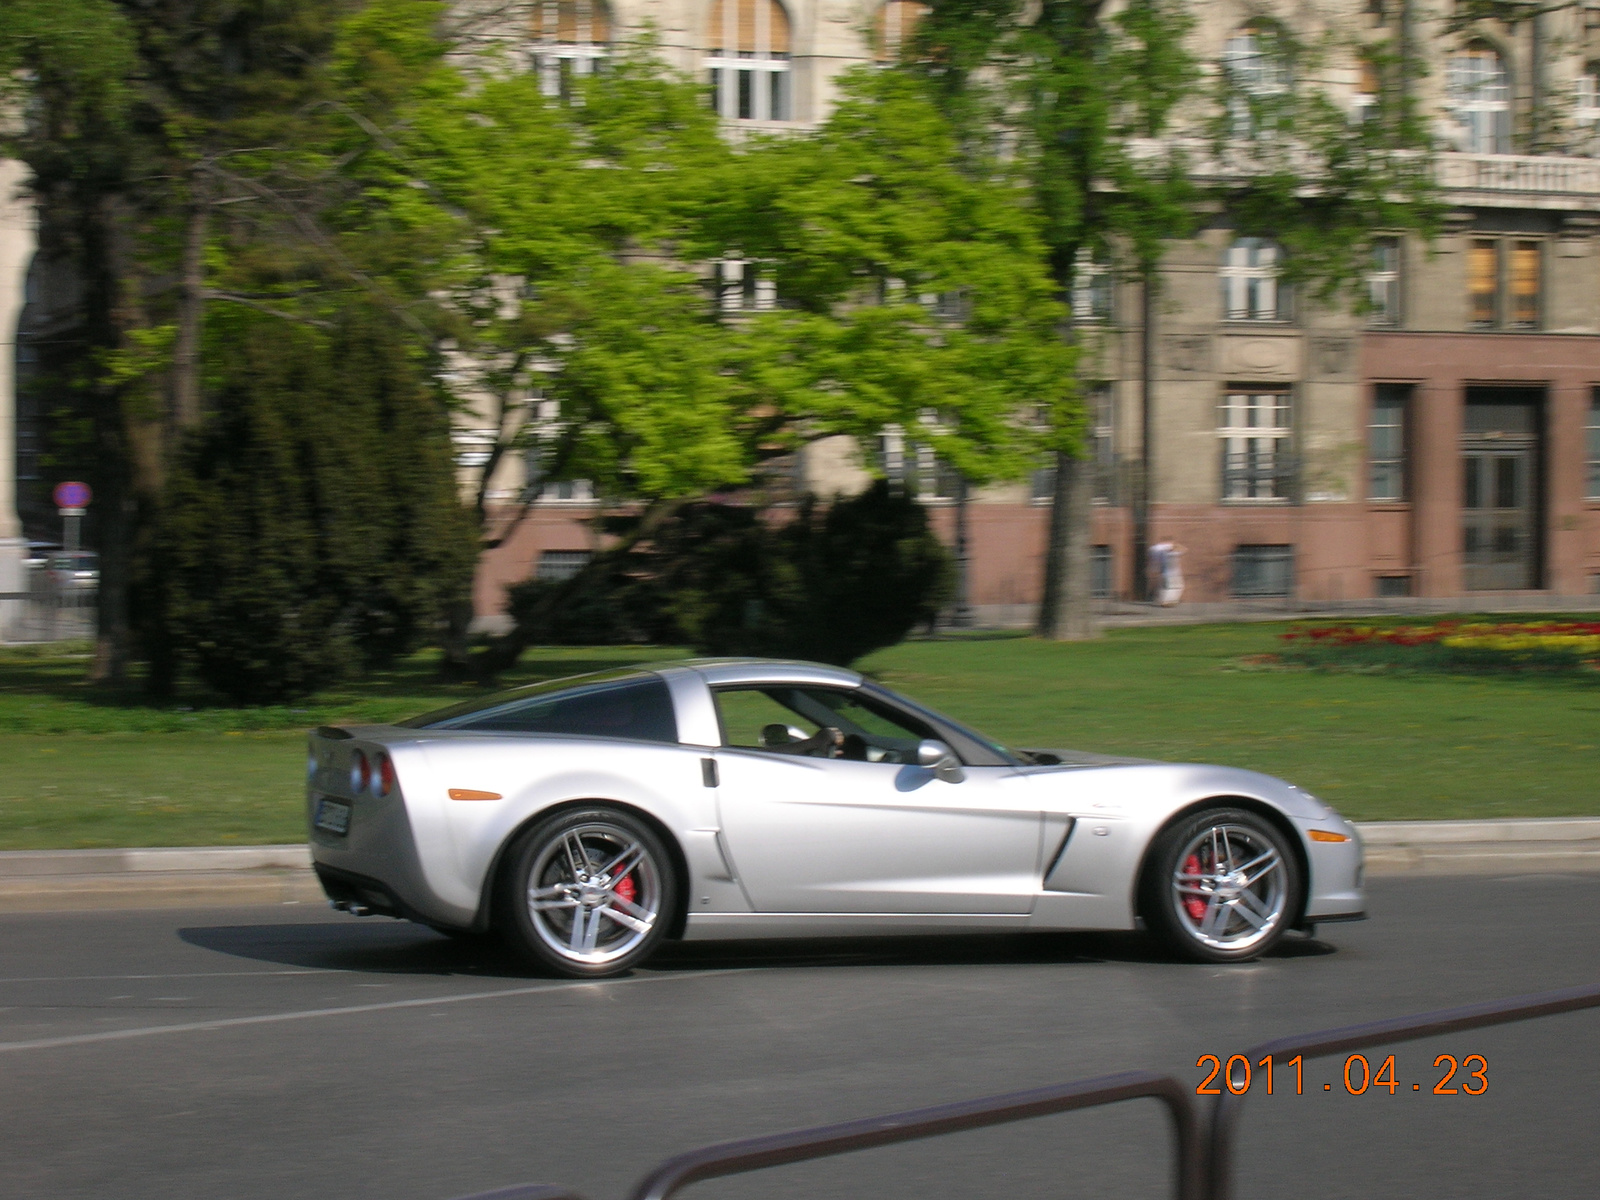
[
  {"x1": 716, "y1": 688, "x2": 823, "y2": 749},
  {"x1": 416, "y1": 676, "x2": 678, "y2": 743},
  {"x1": 712, "y1": 685, "x2": 936, "y2": 763}
]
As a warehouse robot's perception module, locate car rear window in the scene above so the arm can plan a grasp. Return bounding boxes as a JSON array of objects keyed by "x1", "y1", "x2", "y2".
[{"x1": 402, "y1": 674, "x2": 678, "y2": 744}]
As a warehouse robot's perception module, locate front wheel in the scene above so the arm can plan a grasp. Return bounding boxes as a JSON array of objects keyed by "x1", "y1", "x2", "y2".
[
  {"x1": 1140, "y1": 807, "x2": 1300, "y2": 963},
  {"x1": 501, "y1": 806, "x2": 678, "y2": 978}
]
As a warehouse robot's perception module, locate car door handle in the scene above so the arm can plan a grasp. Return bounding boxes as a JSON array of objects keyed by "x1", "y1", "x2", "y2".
[{"x1": 701, "y1": 758, "x2": 719, "y2": 788}]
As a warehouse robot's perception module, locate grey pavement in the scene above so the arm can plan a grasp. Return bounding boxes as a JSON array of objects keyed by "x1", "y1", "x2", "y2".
[{"x1": 0, "y1": 873, "x2": 1596, "y2": 1200}]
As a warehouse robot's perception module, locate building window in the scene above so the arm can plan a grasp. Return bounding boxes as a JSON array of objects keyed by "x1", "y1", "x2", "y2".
[
  {"x1": 1577, "y1": 68, "x2": 1600, "y2": 155},
  {"x1": 541, "y1": 479, "x2": 595, "y2": 502},
  {"x1": 530, "y1": 0, "x2": 609, "y2": 99},
  {"x1": 1376, "y1": 575, "x2": 1412, "y2": 597},
  {"x1": 1221, "y1": 238, "x2": 1286, "y2": 321},
  {"x1": 874, "y1": 0, "x2": 928, "y2": 63},
  {"x1": 1468, "y1": 238, "x2": 1497, "y2": 327},
  {"x1": 1091, "y1": 545, "x2": 1113, "y2": 599},
  {"x1": 1508, "y1": 240, "x2": 1540, "y2": 328},
  {"x1": 1587, "y1": 389, "x2": 1600, "y2": 500},
  {"x1": 1090, "y1": 385, "x2": 1115, "y2": 502},
  {"x1": 708, "y1": 0, "x2": 792, "y2": 122},
  {"x1": 536, "y1": 550, "x2": 593, "y2": 582},
  {"x1": 879, "y1": 425, "x2": 957, "y2": 500},
  {"x1": 1031, "y1": 386, "x2": 1115, "y2": 504},
  {"x1": 1447, "y1": 43, "x2": 1510, "y2": 154},
  {"x1": 716, "y1": 259, "x2": 775, "y2": 311},
  {"x1": 1072, "y1": 248, "x2": 1113, "y2": 323},
  {"x1": 1369, "y1": 383, "x2": 1408, "y2": 501},
  {"x1": 1468, "y1": 238, "x2": 1541, "y2": 329},
  {"x1": 1232, "y1": 545, "x2": 1295, "y2": 597},
  {"x1": 1367, "y1": 237, "x2": 1401, "y2": 324},
  {"x1": 1352, "y1": 55, "x2": 1380, "y2": 123},
  {"x1": 1220, "y1": 390, "x2": 1294, "y2": 501},
  {"x1": 1221, "y1": 24, "x2": 1290, "y2": 135}
]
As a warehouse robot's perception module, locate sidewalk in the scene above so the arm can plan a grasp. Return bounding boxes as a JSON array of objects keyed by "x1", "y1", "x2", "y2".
[
  {"x1": 964, "y1": 594, "x2": 1600, "y2": 630},
  {"x1": 2, "y1": 820, "x2": 1597, "y2": 913}
]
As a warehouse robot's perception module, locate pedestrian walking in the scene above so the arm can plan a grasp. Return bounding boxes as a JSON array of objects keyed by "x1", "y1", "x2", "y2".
[{"x1": 1148, "y1": 539, "x2": 1186, "y2": 606}]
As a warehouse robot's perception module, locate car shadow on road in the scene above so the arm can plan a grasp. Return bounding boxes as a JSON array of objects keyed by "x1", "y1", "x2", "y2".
[
  {"x1": 648, "y1": 929, "x2": 1337, "y2": 972},
  {"x1": 178, "y1": 921, "x2": 531, "y2": 977},
  {"x1": 178, "y1": 920, "x2": 1337, "y2": 979}
]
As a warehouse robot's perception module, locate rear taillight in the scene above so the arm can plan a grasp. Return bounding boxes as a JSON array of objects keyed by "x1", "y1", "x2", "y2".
[
  {"x1": 350, "y1": 750, "x2": 370, "y2": 795},
  {"x1": 375, "y1": 752, "x2": 396, "y2": 797}
]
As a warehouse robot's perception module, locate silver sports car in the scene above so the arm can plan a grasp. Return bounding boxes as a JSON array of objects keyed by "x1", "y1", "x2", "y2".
[{"x1": 307, "y1": 659, "x2": 1364, "y2": 977}]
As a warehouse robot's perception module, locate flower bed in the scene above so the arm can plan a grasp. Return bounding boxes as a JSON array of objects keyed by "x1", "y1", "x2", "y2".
[{"x1": 1275, "y1": 619, "x2": 1600, "y2": 674}]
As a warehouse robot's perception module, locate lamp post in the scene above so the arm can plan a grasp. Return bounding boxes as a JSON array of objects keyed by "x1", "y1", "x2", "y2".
[{"x1": 951, "y1": 473, "x2": 972, "y2": 628}]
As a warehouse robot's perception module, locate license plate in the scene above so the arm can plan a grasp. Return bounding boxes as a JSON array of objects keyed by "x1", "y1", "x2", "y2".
[{"x1": 314, "y1": 798, "x2": 351, "y2": 836}]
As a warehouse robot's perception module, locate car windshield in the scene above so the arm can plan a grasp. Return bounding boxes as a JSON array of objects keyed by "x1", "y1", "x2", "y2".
[
  {"x1": 398, "y1": 670, "x2": 678, "y2": 743},
  {"x1": 860, "y1": 683, "x2": 1017, "y2": 766}
]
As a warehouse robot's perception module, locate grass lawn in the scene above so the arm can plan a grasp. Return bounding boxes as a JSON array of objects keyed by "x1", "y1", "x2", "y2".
[{"x1": 1, "y1": 624, "x2": 1596, "y2": 848}]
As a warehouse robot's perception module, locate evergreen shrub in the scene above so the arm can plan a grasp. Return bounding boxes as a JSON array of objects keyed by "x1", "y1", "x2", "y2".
[
  {"x1": 503, "y1": 480, "x2": 952, "y2": 666},
  {"x1": 148, "y1": 307, "x2": 476, "y2": 702}
]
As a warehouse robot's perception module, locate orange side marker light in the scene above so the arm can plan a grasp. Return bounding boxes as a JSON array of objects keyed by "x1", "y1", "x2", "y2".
[
  {"x1": 1308, "y1": 830, "x2": 1351, "y2": 843},
  {"x1": 448, "y1": 788, "x2": 502, "y2": 801}
]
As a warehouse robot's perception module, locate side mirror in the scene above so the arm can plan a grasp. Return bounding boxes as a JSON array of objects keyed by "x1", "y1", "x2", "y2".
[{"x1": 915, "y1": 739, "x2": 965, "y2": 783}]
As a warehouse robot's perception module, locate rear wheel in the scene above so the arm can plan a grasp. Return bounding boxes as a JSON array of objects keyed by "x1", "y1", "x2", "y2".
[
  {"x1": 501, "y1": 806, "x2": 678, "y2": 978},
  {"x1": 1141, "y1": 806, "x2": 1299, "y2": 963}
]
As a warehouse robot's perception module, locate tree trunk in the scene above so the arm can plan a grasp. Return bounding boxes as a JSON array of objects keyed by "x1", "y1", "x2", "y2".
[
  {"x1": 438, "y1": 594, "x2": 476, "y2": 681},
  {"x1": 1036, "y1": 448, "x2": 1098, "y2": 640},
  {"x1": 1132, "y1": 269, "x2": 1157, "y2": 602},
  {"x1": 90, "y1": 196, "x2": 158, "y2": 685},
  {"x1": 171, "y1": 173, "x2": 211, "y2": 433}
]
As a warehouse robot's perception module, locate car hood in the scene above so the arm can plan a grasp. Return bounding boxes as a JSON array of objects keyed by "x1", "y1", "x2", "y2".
[{"x1": 1016, "y1": 747, "x2": 1165, "y2": 767}]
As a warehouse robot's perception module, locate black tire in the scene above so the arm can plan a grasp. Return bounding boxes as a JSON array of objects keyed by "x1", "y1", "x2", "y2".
[
  {"x1": 1140, "y1": 806, "x2": 1300, "y2": 963},
  {"x1": 499, "y1": 805, "x2": 679, "y2": 979}
]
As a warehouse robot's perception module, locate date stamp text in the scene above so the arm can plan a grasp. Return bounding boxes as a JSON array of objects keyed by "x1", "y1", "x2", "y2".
[{"x1": 1195, "y1": 1053, "x2": 1488, "y2": 1096}]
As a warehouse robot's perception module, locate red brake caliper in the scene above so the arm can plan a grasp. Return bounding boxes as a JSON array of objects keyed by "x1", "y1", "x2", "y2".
[
  {"x1": 613, "y1": 874, "x2": 637, "y2": 906},
  {"x1": 1182, "y1": 853, "x2": 1207, "y2": 920}
]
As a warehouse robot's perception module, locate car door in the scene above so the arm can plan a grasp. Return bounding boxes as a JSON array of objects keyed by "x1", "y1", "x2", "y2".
[{"x1": 710, "y1": 685, "x2": 1041, "y2": 914}]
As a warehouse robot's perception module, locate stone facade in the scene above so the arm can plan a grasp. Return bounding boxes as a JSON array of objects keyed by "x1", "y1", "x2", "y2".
[
  {"x1": 474, "y1": 0, "x2": 1600, "y2": 620},
  {"x1": 0, "y1": 158, "x2": 33, "y2": 627},
  {"x1": 7, "y1": 2, "x2": 1600, "y2": 624}
]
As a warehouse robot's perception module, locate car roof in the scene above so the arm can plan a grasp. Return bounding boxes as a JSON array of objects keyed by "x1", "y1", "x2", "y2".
[{"x1": 665, "y1": 658, "x2": 863, "y2": 688}]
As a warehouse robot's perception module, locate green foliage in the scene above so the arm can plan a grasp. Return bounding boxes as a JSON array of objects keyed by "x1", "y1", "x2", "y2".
[
  {"x1": 915, "y1": 0, "x2": 1440, "y2": 302},
  {"x1": 505, "y1": 482, "x2": 953, "y2": 666},
  {"x1": 705, "y1": 67, "x2": 1077, "y2": 483},
  {"x1": 148, "y1": 305, "x2": 475, "y2": 702}
]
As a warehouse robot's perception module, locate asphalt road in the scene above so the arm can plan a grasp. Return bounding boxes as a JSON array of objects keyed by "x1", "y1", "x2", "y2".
[{"x1": 1, "y1": 874, "x2": 1597, "y2": 1200}]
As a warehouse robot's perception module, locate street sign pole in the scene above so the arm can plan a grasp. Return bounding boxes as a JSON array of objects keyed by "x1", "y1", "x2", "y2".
[
  {"x1": 51, "y1": 482, "x2": 92, "y2": 555},
  {"x1": 61, "y1": 509, "x2": 83, "y2": 553}
]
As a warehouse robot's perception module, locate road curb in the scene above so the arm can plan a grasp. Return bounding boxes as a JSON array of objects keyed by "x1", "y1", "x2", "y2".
[
  {"x1": 1, "y1": 821, "x2": 1597, "y2": 913},
  {"x1": 1358, "y1": 818, "x2": 1600, "y2": 877},
  {"x1": 0, "y1": 845, "x2": 323, "y2": 913}
]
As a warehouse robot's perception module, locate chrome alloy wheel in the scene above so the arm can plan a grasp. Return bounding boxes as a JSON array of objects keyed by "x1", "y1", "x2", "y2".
[
  {"x1": 1170, "y1": 822, "x2": 1287, "y2": 953},
  {"x1": 525, "y1": 820, "x2": 663, "y2": 967}
]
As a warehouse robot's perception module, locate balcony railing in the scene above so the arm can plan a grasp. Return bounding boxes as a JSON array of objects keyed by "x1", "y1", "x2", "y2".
[
  {"x1": 1437, "y1": 151, "x2": 1600, "y2": 201},
  {"x1": 1123, "y1": 138, "x2": 1600, "y2": 205}
]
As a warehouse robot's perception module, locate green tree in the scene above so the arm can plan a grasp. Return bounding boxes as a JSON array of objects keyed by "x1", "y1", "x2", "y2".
[
  {"x1": 2, "y1": 0, "x2": 480, "y2": 696},
  {"x1": 150, "y1": 304, "x2": 475, "y2": 702},
  {"x1": 360, "y1": 51, "x2": 1070, "y2": 667},
  {"x1": 912, "y1": 0, "x2": 1438, "y2": 637},
  {"x1": 711, "y1": 67, "x2": 1075, "y2": 491}
]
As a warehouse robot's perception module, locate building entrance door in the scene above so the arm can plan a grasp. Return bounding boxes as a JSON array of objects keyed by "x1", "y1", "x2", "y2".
[{"x1": 1462, "y1": 390, "x2": 1542, "y2": 591}]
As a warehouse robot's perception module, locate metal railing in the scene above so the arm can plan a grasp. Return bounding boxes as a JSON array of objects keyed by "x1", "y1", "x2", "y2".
[
  {"x1": 453, "y1": 1072, "x2": 1202, "y2": 1200},
  {"x1": 1208, "y1": 980, "x2": 1600, "y2": 1200},
  {"x1": 449, "y1": 981, "x2": 1600, "y2": 1200},
  {"x1": 0, "y1": 572, "x2": 97, "y2": 643}
]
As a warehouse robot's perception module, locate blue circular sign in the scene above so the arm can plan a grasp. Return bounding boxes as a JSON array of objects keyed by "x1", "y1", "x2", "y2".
[{"x1": 53, "y1": 481, "x2": 91, "y2": 509}]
